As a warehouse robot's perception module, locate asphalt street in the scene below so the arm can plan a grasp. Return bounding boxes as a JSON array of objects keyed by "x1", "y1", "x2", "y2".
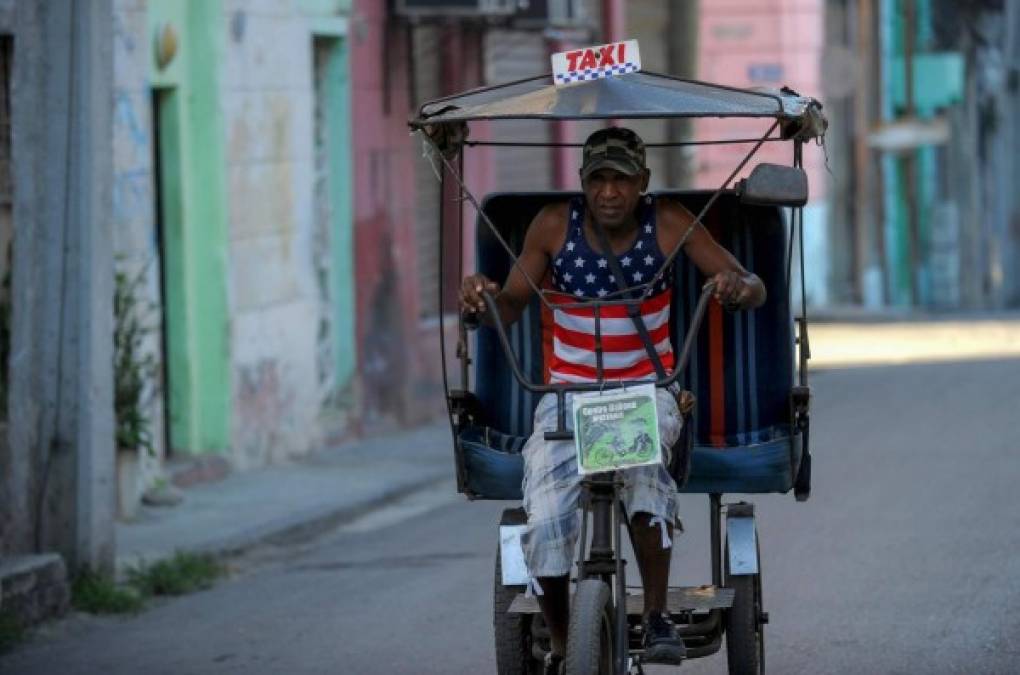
[{"x1": 5, "y1": 356, "x2": 1020, "y2": 674}]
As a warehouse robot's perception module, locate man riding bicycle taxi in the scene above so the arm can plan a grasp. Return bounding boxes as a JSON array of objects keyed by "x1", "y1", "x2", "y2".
[{"x1": 460, "y1": 126, "x2": 766, "y2": 673}]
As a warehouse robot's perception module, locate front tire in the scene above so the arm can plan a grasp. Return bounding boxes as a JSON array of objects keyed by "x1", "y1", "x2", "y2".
[
  {"x1": 724, "y1": 547, "x2": 764, "y2": 674},
  {"x1": 565, "y1": 579, "x2": 614, "y2": 675}
]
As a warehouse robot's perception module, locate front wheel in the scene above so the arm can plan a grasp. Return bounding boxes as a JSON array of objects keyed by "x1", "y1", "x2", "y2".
[
  {"x1": 724, "y1": 548, "x2": 765, "y2": 674},
  {"x1": 565, "y1": 579, "x2": 614, "y2": 675}
]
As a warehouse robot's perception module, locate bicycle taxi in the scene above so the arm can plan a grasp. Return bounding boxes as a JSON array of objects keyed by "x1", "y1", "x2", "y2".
[{"x1": 409, "y1": 39, "x2": 825, "y2": 675}]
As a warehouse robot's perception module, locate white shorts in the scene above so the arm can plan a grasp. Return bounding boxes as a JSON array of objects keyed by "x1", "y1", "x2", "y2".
[{"x1": 520, "y1": 385, "x2": 683, "y2": 578}]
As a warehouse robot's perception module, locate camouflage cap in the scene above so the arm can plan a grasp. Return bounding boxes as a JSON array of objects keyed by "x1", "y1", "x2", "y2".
[{"x1": 580, "y1": 127, "x2": 646, "y2": 180}]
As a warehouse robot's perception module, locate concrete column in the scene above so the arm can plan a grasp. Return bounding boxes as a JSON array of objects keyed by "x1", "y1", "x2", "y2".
[
  {"x1": 665, "y1": 0, "x2": 699, "y2": 188},
  {"x1": 6, "y1": 0, "x2": 115, "y2": 571},
  {"x1": 601, "y1": 0, "x2": 625, "y2": 43}
]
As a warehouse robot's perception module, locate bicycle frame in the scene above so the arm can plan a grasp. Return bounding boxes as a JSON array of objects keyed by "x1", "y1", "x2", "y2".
[
  {"x1": 574, "y1": 477, "x2": 730, "y2": 673},
  {"x1": 575, "y1": 473, "x2": 630, "y2": 673}
]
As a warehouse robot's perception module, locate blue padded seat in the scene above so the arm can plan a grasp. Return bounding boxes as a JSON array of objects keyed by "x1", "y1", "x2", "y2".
[{"x1": 457, "y1": 190, "x2": 801, "y2": 499}]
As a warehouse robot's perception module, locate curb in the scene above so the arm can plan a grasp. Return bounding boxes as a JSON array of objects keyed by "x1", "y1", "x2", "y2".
[
  {"x1": 0, "y1": 554, "x2": 70, "y2": 629},
  {"x1": 115, "y1": 469, "x2": 451, "y2": 577}
]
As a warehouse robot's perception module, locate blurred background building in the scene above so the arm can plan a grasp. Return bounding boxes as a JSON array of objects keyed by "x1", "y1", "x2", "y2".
[
  {"x1": 0, "y1": 0, "x2": 1016, "y2": 582},
  {"x1": 824, "y1": 0, "x2": 1019, "y2": 311}
]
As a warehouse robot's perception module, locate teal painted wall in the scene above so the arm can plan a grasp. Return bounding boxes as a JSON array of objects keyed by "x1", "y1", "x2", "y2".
[
  {"x1": 150, "y1": 0, "x2": 231, "y2": 454},
  {"x1": 879, "y1": 0, "x2": 951, "y2": 307},
  {"x1": 321, "y1": 38, "x2": 357, "y2": 391}
]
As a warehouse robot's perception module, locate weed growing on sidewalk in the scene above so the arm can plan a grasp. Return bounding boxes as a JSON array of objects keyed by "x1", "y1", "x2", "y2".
[
  {"x1": 128, "y1": 551, "x2": 225, "y2": 596},
  {"x1": 71, "y1": 570, "x2": 145, "y2": 614},
  {"x1": 69, "y1": 552, "x2": 225, "y2": 619},
  {"x1": 0, "y1": 611, "x2": 24, "y2": 654}
]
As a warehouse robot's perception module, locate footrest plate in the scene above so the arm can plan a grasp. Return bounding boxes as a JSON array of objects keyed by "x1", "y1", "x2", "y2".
[{"x1": 507, "y1": 585, "x2": 734, "y2": 615}]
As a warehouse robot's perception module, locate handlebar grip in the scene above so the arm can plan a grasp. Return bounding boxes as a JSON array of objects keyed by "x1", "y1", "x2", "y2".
[{"x1": 462, "y1": 310, "x2": 480, "y2": 331}]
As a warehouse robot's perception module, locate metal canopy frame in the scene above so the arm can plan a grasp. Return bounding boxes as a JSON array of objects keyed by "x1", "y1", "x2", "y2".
[{"x1": 409, "y1": 70, "x2": 822, "y2": 126}]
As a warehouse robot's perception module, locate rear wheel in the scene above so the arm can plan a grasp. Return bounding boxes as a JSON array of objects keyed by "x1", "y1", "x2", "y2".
[
  {"x1": 724, "y1": 546, "x2": 765, "y2": 674},
  {"x1": 495, "y1": 509, "x2": 541, "y2": 675},
  {"x1": 565, "y1": 579, "x2": 614, "y2": 675}
]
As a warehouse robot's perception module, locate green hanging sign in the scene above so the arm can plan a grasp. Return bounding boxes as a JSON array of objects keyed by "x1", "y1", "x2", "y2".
[{"x1": 572, "y1": 384, "x2": 662, "y2": 475}]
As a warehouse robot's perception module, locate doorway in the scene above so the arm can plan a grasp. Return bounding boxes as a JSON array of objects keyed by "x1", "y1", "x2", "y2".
[
  {"x1": 311, "y1": 36, "x2": 356, "y2": 420},
  {"x1": 151, "y1": 87, "x2": 184, "y2": 456}
]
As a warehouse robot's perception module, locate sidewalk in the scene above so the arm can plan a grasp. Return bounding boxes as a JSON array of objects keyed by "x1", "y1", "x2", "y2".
[
  {"x1": 115, "y1": 420, "x2": 454, "y2": 576},
  {"x1": 807, "y1": 314, "x2": 1020, "y2": 369}
]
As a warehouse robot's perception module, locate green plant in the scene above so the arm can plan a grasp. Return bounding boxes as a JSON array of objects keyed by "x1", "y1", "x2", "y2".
[
  {"x1": 69, "y1": 552, "x2": 226, "y2": 618},
  {"x1": 71, "y1": 569, "x2": 145, "y2": 614},
  {"x1": 127, "y1": 551, "x2": 225, "y2": 596},
  {"x1": 113, "y1": 260, "x2": 159, "y2": 455}
]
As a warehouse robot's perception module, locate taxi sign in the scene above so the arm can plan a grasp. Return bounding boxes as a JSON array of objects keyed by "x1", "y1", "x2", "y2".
[{"x1": 552, "y1": 40, "x2": 641, "y2": 86}]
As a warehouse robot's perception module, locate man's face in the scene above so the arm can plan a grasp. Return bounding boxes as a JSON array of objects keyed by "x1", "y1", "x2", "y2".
[{"x1": 581, "y1": 167, "x2": 649, "y2": 231}]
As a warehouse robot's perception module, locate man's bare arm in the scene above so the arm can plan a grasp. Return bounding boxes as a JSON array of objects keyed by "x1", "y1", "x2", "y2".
[
  {"x1": 658, "y1": 200, "x2": 766, "y2": 310},
  {"x1": 460, "y1": 204, "x2": 564, "y2": 326}
]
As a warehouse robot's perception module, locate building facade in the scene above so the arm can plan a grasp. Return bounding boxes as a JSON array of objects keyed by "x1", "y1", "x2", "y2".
[
  {"x1": 112, "y1": 1, "x2": 364, "y2": 515},
  {"x1": 4, "y1": 0, "x2": 867, "y2": 573},
  {"x1": 108, "y1": 0, "x2": 609, "y2": 516}
]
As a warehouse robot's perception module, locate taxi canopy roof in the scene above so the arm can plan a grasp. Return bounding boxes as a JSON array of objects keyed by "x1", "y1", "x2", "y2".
[{"x1": 410, "y1": 71, "x2": 824, "y2": 135}]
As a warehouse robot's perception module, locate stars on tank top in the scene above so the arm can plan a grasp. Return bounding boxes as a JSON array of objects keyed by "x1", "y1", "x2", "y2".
[{"x1": 551, "y1": 195, "x2": 672, "y2": 299}]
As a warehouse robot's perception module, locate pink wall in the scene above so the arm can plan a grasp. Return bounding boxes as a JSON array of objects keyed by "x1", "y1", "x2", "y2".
[
  {"x1": 351, "y1": 1, "x2": 490, "y2": 428},
  {"x1": 694, "y1": 0, "x2": 826, "y2": 198},
  {"x1": 351, "y1": 0, "x2": 425, "y2": 427}
]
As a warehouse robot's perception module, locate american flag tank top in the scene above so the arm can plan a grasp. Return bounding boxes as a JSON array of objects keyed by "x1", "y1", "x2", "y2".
[{"x1": 548, "y1": 195, "x2": 675, "y2": 384}]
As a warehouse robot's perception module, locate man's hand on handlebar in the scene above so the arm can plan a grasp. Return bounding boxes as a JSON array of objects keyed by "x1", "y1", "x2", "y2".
[
  {"x1": 709, "y1": 271, "x2": 764, "y2": 311},
  {"x1": 460, "y1": 274, "x2": 501, "y2": 315}
]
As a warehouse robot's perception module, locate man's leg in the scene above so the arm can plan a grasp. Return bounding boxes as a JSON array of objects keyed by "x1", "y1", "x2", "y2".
[
  {"x1": 520, "y1": 394, "x2": 583, "y2": 662},
  {"x1": 535, "y1": 575, "x2": 570, "y2": 657},
  {"x1": 622, "y1": 386, "x2": 686, "y2": 664},
  {"x1": 628, "y1": 504, "x2": 685, "y2": 664},
  {"x1": 630, "y1": 511, "x2": 673, "y2": 617}
]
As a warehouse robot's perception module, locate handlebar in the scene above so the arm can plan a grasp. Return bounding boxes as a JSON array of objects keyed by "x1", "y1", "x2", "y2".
[
  {"x1": 468, "y1": 281, "x2": 716, "y2": 395},
  {"x1": 464, "y1": 282, "x2": 716, "y2": 441}
]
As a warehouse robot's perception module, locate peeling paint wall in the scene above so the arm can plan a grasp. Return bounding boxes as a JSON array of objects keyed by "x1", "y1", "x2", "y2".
[
  {"x1": 112, "y1": 0, "x2": 169, "y2": 501},
  {"x1": 107, "y1": 0, "x2": 509, "y2": 484},
  {"x1": 112, "y1": 1, "x2": 358, "y2": 477},
  {"x1": 222, "y1": 3, "x2": 324, "y2": 467},
  {"x1": 114, "y1": 0, "x2": 234, "y2": 464},
  {"x1": 351, "y1": 0, "x2": 479, "y2": 433}
]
